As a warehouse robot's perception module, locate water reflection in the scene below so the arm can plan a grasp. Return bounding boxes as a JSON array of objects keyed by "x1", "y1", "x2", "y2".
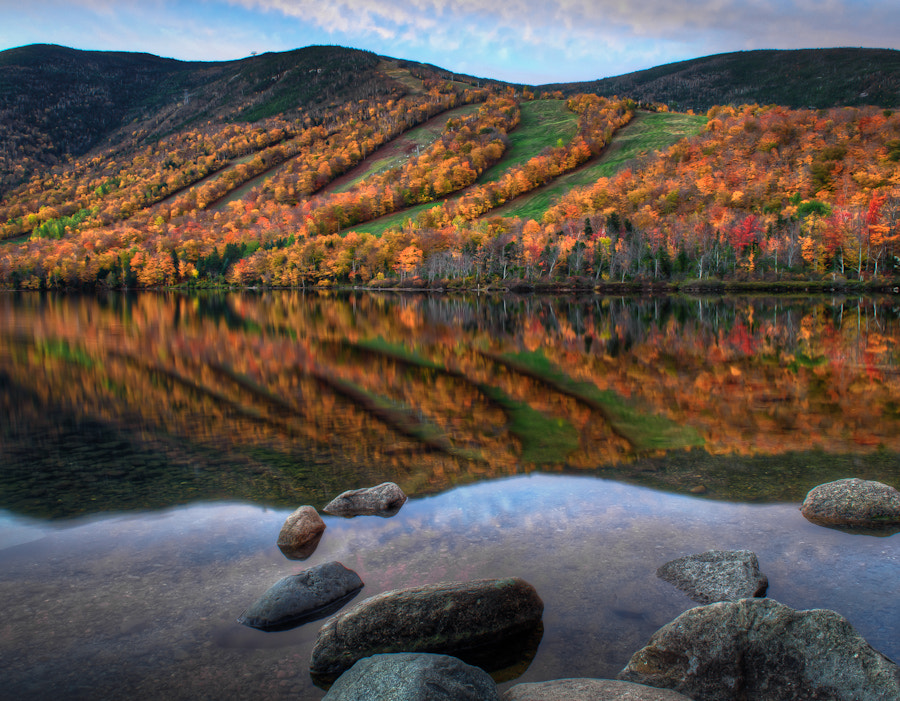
[
  {"x1": 2, "y1": 291, "x2": 900, "y2": 519},
  {"x1": 1, "y1": 475, "x2": 896, "y2": 700}
]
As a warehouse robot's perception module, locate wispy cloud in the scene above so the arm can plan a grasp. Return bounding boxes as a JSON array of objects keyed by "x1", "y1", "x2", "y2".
[
  {"x1": 229, "y1": 0, "x2": 900, "y2": 46},
  {"x1": 218, "y1": 0, "x2": 900, "y2": 80},
  {"x1": 2, "y1": 0, "x2": 899, "y2": 83}
]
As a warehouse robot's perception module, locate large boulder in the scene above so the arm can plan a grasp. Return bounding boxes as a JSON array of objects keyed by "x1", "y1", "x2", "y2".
[
  {"x1": 238, "y1": 561, "x2": 363, "y2": 631},
  {"x1": 618, "y1": 598, "x2": 900, "y2": 700},
  {"x1": 656, "y1": 550, "x2": 768, "y2": 604},
  {"x1": 323, "y1": 482, "x2": 408, "y2": 518},
  {"x1": 801, "y1": 478, "x2": 900, "y2": 535},
  {"x1": 310, "y1": 578, "x2": 544, "y2": 684},
  {"x1": 323, "y1": 653, "x2": 500, "y2": 700},
  {"x1": 277, "y1": 505, "x2": 326, "y2": 559},
  {"x1": 502, "y1": 678, "x2": 694, "y2": 700}
]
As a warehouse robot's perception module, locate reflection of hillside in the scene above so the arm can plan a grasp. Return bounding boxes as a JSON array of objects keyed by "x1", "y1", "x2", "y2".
[
  {"x1": 2, "y1": 291, "x2": 899, "y2": 518},
  {"x1": 0, "y1": 371, "x2": 294, "y2": 516},
  {"x1": 602, "y1": 448, "x2": 900, "y2": 503}
]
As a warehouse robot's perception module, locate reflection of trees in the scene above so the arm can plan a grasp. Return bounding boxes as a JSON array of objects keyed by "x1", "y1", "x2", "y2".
[{"x1": 2, "y1": 291, "x2": 900, "y2": 517}]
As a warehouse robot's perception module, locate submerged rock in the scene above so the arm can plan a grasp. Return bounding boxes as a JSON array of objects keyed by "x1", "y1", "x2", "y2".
[
  {"x1": 238, "y1": 561, "x2": 363, "y2": 631},
  {"x1": 323, "y1": 482, "x2": 408, "y2": 518},
  {"x1": 277, "y1": 505, "x2": 326, "y2": 559},
  {"x1": 323, "y1": 653, "x2": 500, "y2": 700},
  {"x1": 502, "y1": 678, "x2": 694, "y2": 700},
  {"x1": 618, "y1": 597, "x2": 900, "y2": 700},
  {"x1": 656, "y1": 549, "x2": 768, "y2": 604},
  {"x1": 801, "y1": 478, "x2": 900, "y2": 535},
  {"x1": 310, "y1": 577, "x2": 544, "y2": 684}
]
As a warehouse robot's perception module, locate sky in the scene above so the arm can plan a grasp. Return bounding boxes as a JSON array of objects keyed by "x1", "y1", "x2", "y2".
[{"x1": 2, "y1": 0, "x2": 899, "y2": 85}]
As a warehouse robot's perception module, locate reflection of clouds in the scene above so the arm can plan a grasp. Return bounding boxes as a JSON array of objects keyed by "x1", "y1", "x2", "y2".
[
  {"x1": 312, "y1": 475, "x2": 900, "y2": 667},
  {"x1": 2, "y1": 477, "x2": 897, "y2": 694},
  {"x1": 0, "y1": 513, "x2": 50, "y2": 550}
]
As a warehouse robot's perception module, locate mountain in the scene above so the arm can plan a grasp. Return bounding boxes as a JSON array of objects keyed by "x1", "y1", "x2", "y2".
[
  {"x1": 2, "y1": 44, "x2": 899, "y2": 194},
  {"x1": 0, "y1": 43, "x2": 487, "y2": 194},
  {"x1": 540, "y1": 48, "x2": 900, "y2": 112},
  {"x1": 2, "y1": 42, "x2": 899, "y2": 292}
]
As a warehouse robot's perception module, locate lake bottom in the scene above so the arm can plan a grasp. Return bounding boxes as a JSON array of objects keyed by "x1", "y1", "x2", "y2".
[{"x1": 1, "y1": 474, "x2": 897, "y2": 699}]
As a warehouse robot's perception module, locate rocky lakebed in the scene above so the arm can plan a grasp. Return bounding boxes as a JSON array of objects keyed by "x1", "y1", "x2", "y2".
[{"x1": 236, "y1": 478, "x2": 900, "y2": 700}]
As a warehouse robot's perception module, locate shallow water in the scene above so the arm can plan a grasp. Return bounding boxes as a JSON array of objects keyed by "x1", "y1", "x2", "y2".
[
  {"x1": 2, "y1": 474, "x2": 897, "y2": 699},
  {"x1": 2, "y1": 290, "x2": 900, "y2": 698}
]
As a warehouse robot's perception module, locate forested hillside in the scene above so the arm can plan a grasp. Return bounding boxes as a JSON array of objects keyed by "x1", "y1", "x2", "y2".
[
  {"x1": 543, "y1": 48, "x2": 900, "y2": 113},
  {"x1": 0, "y1": 44, "x2": 487, "y2": 195},
  {"x1": 1, "y1": 44, "x2": 899, "y2": 290}
]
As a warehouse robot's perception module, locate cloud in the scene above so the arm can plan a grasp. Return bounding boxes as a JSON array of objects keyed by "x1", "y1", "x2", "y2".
[
  {"x1": 227, "y1": 0, "x2": 900, "y2": 51},
  {"x1": 0, "y1": 0, "x2": 265, "y2": 60},
  {"x1": 210, "y1": 0, "x2": 899, "y2": 83},
  {"x1": 3, "y1": 0, "x2": 899, "y2": 83}
]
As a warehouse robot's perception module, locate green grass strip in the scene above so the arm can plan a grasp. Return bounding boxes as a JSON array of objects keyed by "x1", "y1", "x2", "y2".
[
  {"x1": 788, "y1": 352, "x2": 828, "y2": 372},
  {"x1": 494, "y1": 111, "x2": 706, "y2": 221},
  {"x1": 478, "y1": 100, "x2": 578, "y2": 183},
  {"x1": 349, "y1": 100, "x2": 578, "y2": 236},
  {"x1": 36, "y1": 338, "x2": 97, "y2": 368},
  {"x1": 493, "y1": 349, "x2": 704, "y2": 453},
  {"x1": 331, "y1": 104, "x2": 482, "y2": 194},
  {"x1": 351, "y1": 336, "x2": 578, "y2": 463},
  {"x1": 310, "y1": 366, "x2": 482, "y2": 462},
  {"x1": 352, "y1": 336, "x2": 444, "y2": 371},
  {"x1": 477, "y1": 384, "x2": 580, "y2": 464}
]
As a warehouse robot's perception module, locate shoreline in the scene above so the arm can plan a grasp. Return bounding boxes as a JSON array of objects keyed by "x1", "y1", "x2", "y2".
[
  {"x1": 219, "y1": 276, "x2": 900, "y2": 296},
  {"x1": 4, "y1": 276, "x2": 900, "y2": 296}
]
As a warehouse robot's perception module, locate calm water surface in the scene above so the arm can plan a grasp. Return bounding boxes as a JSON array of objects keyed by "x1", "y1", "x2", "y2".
[{"x1": 1, "y1": 291, "x2": 899, "y2": 698}]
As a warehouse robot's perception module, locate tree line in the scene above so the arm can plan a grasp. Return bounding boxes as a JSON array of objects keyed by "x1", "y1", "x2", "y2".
[{"x1": 1, "y1": 98, "x2": 899, "y2": 290}]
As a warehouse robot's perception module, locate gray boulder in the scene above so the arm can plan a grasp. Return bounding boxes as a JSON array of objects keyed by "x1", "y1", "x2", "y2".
[
  {"x1": 656, "y1": 550, "x2": 768, "y2": 604},
  {"x1": 238, "y1": 561, "x2": 363, "y2": 631},
  {"x1": 618, "y1": 598, "x2": 900, "y2": 700},
  {"x1": 502, "y1": 678, "x2": 694, "y2": 700},
  {"x1": 277, "y1": 505, "x2": 326, "y2": 559},
  {"x1": 323, "y1": 653, "x2": 500, "y2": 700},
  {"x1": 310, "y1": 577, "x2": 544, "y2": 683},
  {"x1": 323, "y1": 481, "x2": 408, "y2": 517},
  {"x1": 801, "y1": 478, "x2": 900, "y2": 535}
]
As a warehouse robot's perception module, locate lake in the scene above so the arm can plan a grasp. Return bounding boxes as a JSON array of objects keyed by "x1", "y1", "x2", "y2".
[{"x1": 1, "y1": 290, "x2": 899, "y2": 698}]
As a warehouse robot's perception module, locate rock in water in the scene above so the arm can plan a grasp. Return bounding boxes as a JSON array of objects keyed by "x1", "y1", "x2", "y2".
[
  {"x1": 656, "y1": 549, "x2": 768, "y2": 604},
  {"x1": 502, "y1": 678, "x2": 694, "y2": 700},
  {"x1": 277, "y1": 505, "x2": 326, "y2": 559},
  {"x1": 323, "y1": 482, "x2": 408, "y2": 517},
  {"x1": 618, "y1": 598, "x2": 900, "y2": 700},
  {"x1": 310, "y1": 578, "x2": 544, "y2": 683},
  {"x1": 323, "y1": 653, "x2": 500, "y2": 700},
  {"x1": 238, "y1": 561, "x2": 363, "y2": 631},
  {"x1": 801, "y1": 478, "x2": 900, "y2": 535}
]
